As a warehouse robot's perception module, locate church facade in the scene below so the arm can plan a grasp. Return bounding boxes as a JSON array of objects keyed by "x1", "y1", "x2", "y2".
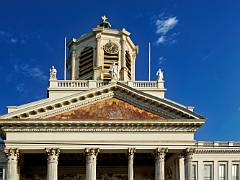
[{"x1": 0, "y1": 17, "x2": 240, "y2": 180}]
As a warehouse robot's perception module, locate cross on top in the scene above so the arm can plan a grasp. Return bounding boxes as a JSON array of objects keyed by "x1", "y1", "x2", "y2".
[{"x1": 101, "y1": 15, "x2": 108, "y2": 22}]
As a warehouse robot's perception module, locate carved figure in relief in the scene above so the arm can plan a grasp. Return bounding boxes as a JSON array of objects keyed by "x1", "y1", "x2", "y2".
[{"x1": 156, "y1": 68, "x2": 164, "y2": 82}]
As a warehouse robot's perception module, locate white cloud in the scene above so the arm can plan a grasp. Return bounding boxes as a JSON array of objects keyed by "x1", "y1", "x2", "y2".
[
  {"x1": 157, "y1": 36, "x2": 166, "y2": 44},
  {"x1": 155, "y1": 15, "x2": 179, "y2": 45},
  {"x1": 158, "y1": 57, "x2": 166, "y2": 65},
  {"x1": 14, "y1": 64, "x2": 47, "y2": 81}
]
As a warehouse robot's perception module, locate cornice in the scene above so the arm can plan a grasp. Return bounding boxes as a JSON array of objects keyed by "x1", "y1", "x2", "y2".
[
  {"x1": 195, "y1": 149, "x2": 240, "y2": 154},
  {"x1": 0, "y1": 119, "x2": 204, "y2": 133}
]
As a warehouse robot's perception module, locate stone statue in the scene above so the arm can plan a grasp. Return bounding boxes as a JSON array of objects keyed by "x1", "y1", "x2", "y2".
[
  {"x1": 49, "y1": 66, "x2": 57, "y2": 80},
  {"x1": 156, "y1": 68, "x2": 164, "y2": 82},
  {"x1": 109, "y1": 62, "x2": 119, "y2": 81}
]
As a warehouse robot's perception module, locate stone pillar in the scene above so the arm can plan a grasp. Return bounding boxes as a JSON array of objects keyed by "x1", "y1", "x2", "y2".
[
  {"x1": 85, "y1": 148, "x2": 100, "y2": 180},
  {"x1": 184, "y1": 148, "x2": 195, "y2": 180},
  {"x1": 128, "y1": 148, "x2": 136, "y2": 180},
  {"x1": 120, "y1": 36, "x2": 128, "y2": 81},
  {"x1": 46, "y1": 148, "x2": 60, "y2": 180},
  {"x1": 5, "y1": 148, "x2": 19, "y2": 180},
  {"x1": 94, "y1": 33, "x2": 102, "y2": 80},
  {"x1": 71, "y1": 49, "x2": 76, "y2": 80},
  {"x1": 155, "y1": 148, "x2": 168, "y2": 180}
]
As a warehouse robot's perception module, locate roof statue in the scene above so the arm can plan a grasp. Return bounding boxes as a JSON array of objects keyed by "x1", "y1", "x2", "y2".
[
  {"x1": 156, "y1": 68, "x2": 164, "y2": 82},
  {"x1": 49, "y1": 65, "x2": 57, "y2": 80},
  {"x1": 109, "y1": 62, "x2": 119, "y2": 81},
  {"x1": 97, "y1": 15, "x2": 111, "y2": 29}
]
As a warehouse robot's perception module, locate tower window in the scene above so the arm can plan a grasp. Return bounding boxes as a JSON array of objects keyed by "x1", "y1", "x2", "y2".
[{"x1": 79, "y1": 47, "x2": 94, "y2": 80}]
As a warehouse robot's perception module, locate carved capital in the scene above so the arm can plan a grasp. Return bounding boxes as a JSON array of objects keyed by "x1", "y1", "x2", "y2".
[
  {"x1": 45, "y1": 148, "x2": 60, "y2": 162},
  {"x1": 84, "y1": 148, "x2": 100, "y2": 156},
  {"x1": 128, "y1": 148, "x2": 136, "y2": 156},
  {"x1": 155, "y1": 148, "x2": 168, "y2": 160},
  {"x1": 184, "y1": 148, "x2": 195, "y2": 161},
  {"x1": 96, "y1": 33, "x2": 101, "y2": 40},
  {"x1": 4, "y1": 148, "x2": 19, "y2": 161}
]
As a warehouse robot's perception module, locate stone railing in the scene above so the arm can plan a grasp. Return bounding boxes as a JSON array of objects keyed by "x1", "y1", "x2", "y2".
[
  {"x1": 196, "y1": 141, "x2": 240, "y2": 147},
  {"x1": 49, "y1": 80, "x2": 165, "y2": 90}
]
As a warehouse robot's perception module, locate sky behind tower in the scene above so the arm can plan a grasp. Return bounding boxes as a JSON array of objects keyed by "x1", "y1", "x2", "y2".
[{"x1": 0, "y1": 0, "x2": 240, "y2": 141}]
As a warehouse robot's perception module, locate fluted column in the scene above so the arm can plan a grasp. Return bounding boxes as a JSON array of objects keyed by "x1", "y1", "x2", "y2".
[
  {"x1": 85, "y1": 148, "x2": 99, "y2": 180},
  {"x1": 46, "y1": 148, "x2": 60, "y2": 180},
  {"x1": 5, "y1": 148, "x2": 19, "y2": 180},
  {"x1": 155, "y1": 148, "x2": 168, "y2": 180},
  {"x1": 184, "y1": 148, "x2": 195, "y2": 180},
  {"x1": 128, "y1": 148, "x2": 136, "y2": 180}
]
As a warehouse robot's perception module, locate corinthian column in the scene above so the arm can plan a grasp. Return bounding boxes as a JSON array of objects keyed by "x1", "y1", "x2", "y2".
[
  {"x1": 155, "y1": 148, "x2": 168, "y2": 180},
  {"x1": 5, "y1": 148, "x2": 19, "y2": 180},
  {"x1": 46, "y1": 148, "x2": 60, "y2": 180},
  {"x1": 85, "y1": 148, "x2": 100, "y2": 180},
  {"x1": 128, "y1": 148, "x2": 136, "y2": 180},
  {"x1": 184, "y1": 148, "x2": 195, "y2": 180}
]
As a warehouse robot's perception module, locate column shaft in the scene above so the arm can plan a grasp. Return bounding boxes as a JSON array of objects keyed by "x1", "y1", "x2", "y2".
[
  {"x1": 85, "y1": 148, "x2": 99, "y2": 180},
  {"x1": 184, "y1": 148, "x2": 195, "y2": 180},
  {"x1": 46, "y1": 148, "x2": 60, "y2": 180},
  {"x1": 128, "y1": 148, "x2": 136, "y2": 180},
  {"x1": 155, "y1": 148, "x2": 168, "y2": 180},
  {"x1": 5, "y1": 148, "x2": 19, "y2": 180}
]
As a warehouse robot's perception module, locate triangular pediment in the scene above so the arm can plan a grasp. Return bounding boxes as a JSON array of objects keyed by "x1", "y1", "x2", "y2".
[
  {"x1": 49, "y1": 98, "x2": 163, "y2": 120},
  {"x1": 0, "y1": 82, "x2": 204, "y2": 120}
]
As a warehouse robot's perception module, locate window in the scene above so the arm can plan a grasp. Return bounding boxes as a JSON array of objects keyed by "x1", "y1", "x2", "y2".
[
  {"x1": 219, "y1": 164, "x2": 226, "y2": 180},
  {"x1": 232, "y1": 164, "x2": 239, "y2": 180},
  {"x1": 192, "y1": 164, "x2": 197, "y2": 180},
  {"x1": 204, "y1": 164, "x2": 212, "y2": 180}
]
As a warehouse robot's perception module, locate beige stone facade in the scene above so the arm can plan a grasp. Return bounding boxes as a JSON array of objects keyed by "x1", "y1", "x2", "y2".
[{"x1": 0, "y1": 17, "x2": 240, "y2": 180}]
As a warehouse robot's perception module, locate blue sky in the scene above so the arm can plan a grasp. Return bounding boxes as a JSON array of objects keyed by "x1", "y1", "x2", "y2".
[{"x1": 0, "y1": 0, "x2": 240, "y2": 141}]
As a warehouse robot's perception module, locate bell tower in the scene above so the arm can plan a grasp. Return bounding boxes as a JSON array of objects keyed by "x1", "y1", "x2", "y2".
[{"x1": 67, "y1": 16, "x2": 138, "y2": 81}]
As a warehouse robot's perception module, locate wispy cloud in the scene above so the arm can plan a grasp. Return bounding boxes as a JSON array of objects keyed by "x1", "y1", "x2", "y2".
[
  {"x1": 0, "y1": 30, "x2": 25, "y2": 45},
  {"x1": 237, "y1": 106, "x2": 240, "y2": 112},
  {"x1": 155, "y1": 15, "x2": 179, "y2": 45},
  {"x1": 158, "y1": 57, "x2": 167, "y2": 65},
  {"x1": 14, "y1": 64, "x2": 47, "y2": 81}
]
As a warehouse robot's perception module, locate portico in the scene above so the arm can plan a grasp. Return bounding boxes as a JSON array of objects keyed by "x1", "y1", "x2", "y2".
[{"x1": 4, "y1": 146, "x2": 196, "y2": 180}]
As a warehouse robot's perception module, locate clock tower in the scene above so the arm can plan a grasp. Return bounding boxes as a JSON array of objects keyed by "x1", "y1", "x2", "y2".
[{"x1": 67, "y1": 16, "x2": 138, "y2": 81}]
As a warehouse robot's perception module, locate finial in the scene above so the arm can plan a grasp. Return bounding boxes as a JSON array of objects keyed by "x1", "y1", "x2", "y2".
[
  {"x1": 98, "y1": 15, "x2": 111, "y2": 29},
  {"x1": 156, "y1": 68, "x2": 164, "y2": 82},
  {"x1": 49, "y1": 66, "x2": 57, "y2": 80},
  {"x1": 101, "y1": 15, "x2": 108, "y2": 22}
]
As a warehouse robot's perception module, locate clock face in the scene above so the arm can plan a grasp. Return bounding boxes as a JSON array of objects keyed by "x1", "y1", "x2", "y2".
[{"x1": 103, "y1": 41, "x2": 119, "y2": 54}]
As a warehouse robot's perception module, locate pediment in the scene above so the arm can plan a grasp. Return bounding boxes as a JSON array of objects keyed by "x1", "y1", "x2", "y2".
[
  {"x1": 0, "y1": 82, "x2": 204, "y2": 120},
  {"x1": 49, "y1": 98, "x2": 163, "y2": 120}
]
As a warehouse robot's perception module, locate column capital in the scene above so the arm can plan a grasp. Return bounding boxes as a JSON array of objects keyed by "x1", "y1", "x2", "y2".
[
  {"x1": 183, "y1": 148, "x2": 195, "y2": 160},
  {"x1": 128, "y1": 148, "x2": 136, "y2": 156},
  {"x1": 84, "y1": 148, "x2": 100, "y2": 156},
  {"x1": 155, "y1": 148, "x2": 168, "y2": 160},
  {"x1": 45, "y1": 148, "x2": 60, "y2": 161},
  {"x1": 4, "y1": 148, "x2": 20, "y2": 160}
]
